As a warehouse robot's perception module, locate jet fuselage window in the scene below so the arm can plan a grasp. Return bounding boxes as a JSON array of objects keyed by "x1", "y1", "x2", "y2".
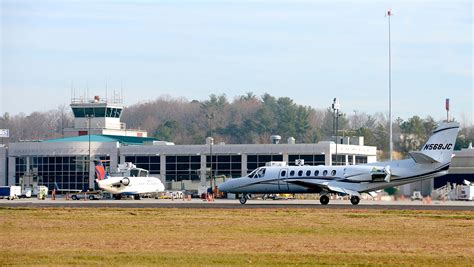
[
  {"x1": 281, "y1": 170, "x2": 286, "y2": 177},
  {"x1": 289, "y1": 170, "x2": 295, "y2": 176},
  {"x1": 314, "y1": 170, "x2": 319, "y2": 176},
  {"x1": 323, "y1": 170, "x2": 328, "y2": 176},
  {"x1": 298, "y1": 170, "x2": 303, "y2": 176},
  {"x1": 331, "y1": 170, "x2": 336, "y2": 176},
  {"x1": 306, "y1": 170, "x2": 311, "y2": 176}
]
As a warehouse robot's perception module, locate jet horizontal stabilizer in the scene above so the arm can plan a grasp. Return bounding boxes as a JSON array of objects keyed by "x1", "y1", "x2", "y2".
[{"x1": 409, "y1": 151, "x2": 439, "y2": 164}]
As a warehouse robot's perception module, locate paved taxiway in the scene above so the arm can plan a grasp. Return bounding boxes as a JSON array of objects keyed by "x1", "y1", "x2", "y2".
[{"x1": 0, "y1": 198, "x2": 473, "y2": 210}]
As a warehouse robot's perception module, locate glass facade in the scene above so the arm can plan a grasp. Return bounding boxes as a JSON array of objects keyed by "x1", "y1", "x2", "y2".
[
  {"x1": 247, "y1": 154, "x2": 283, "y2": 173},
  {"x1": 288, "y1": 155, "x2": 325, "y2": 166},
  {"x1": 331, "y1": 155, "x2": 347, "y2": 166},
  {"x1": 124, "y1": 155, "x2": 160, "y2": 174},
  {"x1": 167, "y1": 155, "x2": 201, "y2": 182},
  {"x1": 355, "y1": 156, "x2": 368, "y2": 164},
  {"x1": 207, "y1": 155, "x2": 242, "y2": 178},
  {"x1": 14, "y1": 155, "x2": 110, "y2": 192}
]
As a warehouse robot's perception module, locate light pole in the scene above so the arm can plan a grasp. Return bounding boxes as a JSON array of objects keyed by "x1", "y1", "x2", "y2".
[
  {"x1": 86, "y1": 114, "x2": 94, "y2": 188},
  {"x1": 387, "y1": 9, "x2": 393, "y2": 161},
  {"x1": 331, "y1": 98, "x2": 341, "y2": 165},
  {"x1": 206, "y1": 113, "x2": 214, "y2": 191}
]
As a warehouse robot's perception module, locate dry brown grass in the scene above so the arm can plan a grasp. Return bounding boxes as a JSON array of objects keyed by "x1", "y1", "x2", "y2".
[{"x1": 0, "y1": 207, "x2": 473, "y2": 266}]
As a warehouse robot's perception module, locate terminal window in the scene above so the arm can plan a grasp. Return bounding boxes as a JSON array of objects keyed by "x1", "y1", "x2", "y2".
[
  {"x1": 124, "y1": 156, "x2": 160, "y2": 174},
  {"x1": 288, "y1": 155, "x2": 325, "y2": 166},
  {"x1": 247, "y1": 154, "x2": 283, "y2": 173},
  {"x1": 166, "y1": 155, "x2": 200, "y2": 182},
  {"x1": 207, "y1": 155, "x2": 242, "y2": 179}
]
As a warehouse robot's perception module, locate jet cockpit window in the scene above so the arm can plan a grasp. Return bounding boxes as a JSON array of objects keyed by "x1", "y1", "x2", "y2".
[
  {"x1": 140, "y1": 170, "x2": 149, "y2": 177},
  {"x1": 130, "y1": 169, "x2": 140, "y2": 177},
  {"x1": 247, "y1": 169, "x2": 258, "y2": 178},
  {"x1": 248, "y1": 168, "x2": 266, "y2": 178}
]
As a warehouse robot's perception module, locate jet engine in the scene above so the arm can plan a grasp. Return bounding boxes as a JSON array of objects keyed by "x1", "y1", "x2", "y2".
[
  {"x1": 343, "y1": 166, "x2": 374, "y2": 182},
  {"x1": 121, "y1": 178, "x2": 130, "y2": 186},
  {"x1": 344, "y1": 166, "x2": 391, "y2": 182}
]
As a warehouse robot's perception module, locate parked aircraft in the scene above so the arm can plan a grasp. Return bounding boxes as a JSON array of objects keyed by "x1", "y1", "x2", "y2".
[
  {"x1": 218, "y1": 122, "x2": 460, "y2": 205},
  {"x1": 94, "y1": 160, "x2": 165, "y2": 200}
]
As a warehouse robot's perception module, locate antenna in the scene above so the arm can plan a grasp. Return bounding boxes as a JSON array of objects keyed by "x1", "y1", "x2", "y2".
[{"x1": 105, "y1": 80, "x2": 108, "y2": 103}]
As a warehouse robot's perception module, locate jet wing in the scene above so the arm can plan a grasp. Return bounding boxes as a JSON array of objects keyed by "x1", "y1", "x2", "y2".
[{"x1": 288, "y1": 179, "x2": 361, "y2": 196}]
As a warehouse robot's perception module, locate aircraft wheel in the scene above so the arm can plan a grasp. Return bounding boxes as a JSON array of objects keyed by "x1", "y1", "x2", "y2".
[
  {"x1": 114, "y1": 194, "x2": 122, "y2": 200},
  {"x1": 319, "y1": 195, "x2": 330, "y2": 205},
  {"x1": 350, "y1": 196, "x2": 360, "y2": 205},
  {"x1": 239, "y1": 194, "x2": 247, "y2": 205},
  {"x1": 134, "y1": 194, "x2": 141, "y2": 200},
  {"x1": 71, "y1": 195, "x2": 78, "y2": 200}
]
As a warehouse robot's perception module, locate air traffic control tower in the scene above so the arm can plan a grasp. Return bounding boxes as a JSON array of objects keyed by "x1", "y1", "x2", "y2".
[{"x1": 63, "y1": 94, "x2": 147, "y2": 137}]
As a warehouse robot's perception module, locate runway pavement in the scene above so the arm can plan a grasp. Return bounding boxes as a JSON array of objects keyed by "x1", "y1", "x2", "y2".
[{"x1": 1, "y1": 197, "x2": 473, "y2": 210}]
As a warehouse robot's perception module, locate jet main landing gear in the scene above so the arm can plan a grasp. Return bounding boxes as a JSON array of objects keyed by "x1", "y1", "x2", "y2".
[
  {"x1": 319, "y1": 195, "x2": 330, "y2": 205},
  {"x1": 350, "y1": 195, "x2": 360, "y2": 205}
]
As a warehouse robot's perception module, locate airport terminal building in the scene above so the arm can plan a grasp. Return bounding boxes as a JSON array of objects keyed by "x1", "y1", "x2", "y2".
[
  {"x1": 0, "y1": 97, "x2": 377, "y2": 193},
  {"x1": 0, "y1": 97, "x2": 472, "y2": 195}
]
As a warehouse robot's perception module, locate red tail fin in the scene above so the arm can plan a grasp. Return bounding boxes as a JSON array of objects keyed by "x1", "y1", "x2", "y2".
[{"x1": 94, "y1": 160, "x2": 107, "y2": 180}]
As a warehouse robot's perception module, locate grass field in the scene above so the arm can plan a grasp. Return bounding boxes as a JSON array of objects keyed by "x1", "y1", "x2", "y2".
[{"x1": 0, "y1": 207, "x2": 473, "y2": 266}]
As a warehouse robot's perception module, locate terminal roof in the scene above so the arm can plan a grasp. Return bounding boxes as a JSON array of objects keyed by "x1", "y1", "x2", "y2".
[{"x1": 44, "y1": 135, "x2": 157, "y2": 145}]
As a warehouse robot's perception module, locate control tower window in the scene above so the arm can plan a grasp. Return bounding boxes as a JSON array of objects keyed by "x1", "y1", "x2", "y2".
[
  {"x1": 94, "y1": 108, "x2": 106, "y2": 117},
  {"x1": 83, "y1": 108, "x2": 93, "y2": 116},
  {"x1": 106, "y1": 108, "x2": 122, "y2": 118},
  {"x1": 72, "y1": 108, "x2": 85, "y2": 117},
  {"x1": 115, "y1": 109, "x2": 122, "y2": 118}
]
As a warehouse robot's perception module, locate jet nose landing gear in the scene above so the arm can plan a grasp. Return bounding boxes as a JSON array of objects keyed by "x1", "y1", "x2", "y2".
[
  {"x1": 239, "y1": 194, "x2": 248, "y2": 205},
  {"x1": 350, "y1": 195, "x2": 360, "y2": 205}
]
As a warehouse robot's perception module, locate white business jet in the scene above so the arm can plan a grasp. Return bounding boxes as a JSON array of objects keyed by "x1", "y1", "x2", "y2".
[
  {"x1": 218, "y1": 122, "x2": 460, "y2": 205},
  {"x1": 94, "y1": 160, "x2": 165, "y2": 200}
]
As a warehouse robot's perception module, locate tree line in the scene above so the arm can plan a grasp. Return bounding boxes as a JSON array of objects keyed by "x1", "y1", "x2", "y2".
[{"x1": 1, "y1": 93, "x2": 473, "y2": 159}]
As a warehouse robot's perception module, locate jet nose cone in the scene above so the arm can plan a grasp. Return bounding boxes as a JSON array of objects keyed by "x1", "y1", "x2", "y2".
[{"x1": 218, "y1": 182, "x2": 229, "y2": 192}]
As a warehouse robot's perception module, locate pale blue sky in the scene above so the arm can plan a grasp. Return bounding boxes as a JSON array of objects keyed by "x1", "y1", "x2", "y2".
[{"x1": 1, "y1": 0, "x2": 472, "y2": 124}]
